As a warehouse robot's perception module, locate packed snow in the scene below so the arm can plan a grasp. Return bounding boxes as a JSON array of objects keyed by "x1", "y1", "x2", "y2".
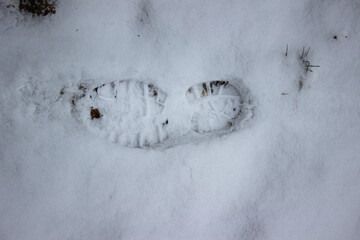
[{"x1": 1, "y1": 0, "x2": 360, "y2": 239}]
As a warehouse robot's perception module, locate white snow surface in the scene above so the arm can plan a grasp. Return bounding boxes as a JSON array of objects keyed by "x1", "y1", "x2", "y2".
[{"x1": 1, "y1": 0, "x2": 360, "y2": 239}]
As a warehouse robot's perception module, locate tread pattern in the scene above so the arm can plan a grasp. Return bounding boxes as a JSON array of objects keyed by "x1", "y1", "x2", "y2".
[
  {"x1": 186, "y1": 81, "x2": 243, "y2": 133},
  {"x1": 71, "y1": 80, "x2": 168, "y2": 148}
]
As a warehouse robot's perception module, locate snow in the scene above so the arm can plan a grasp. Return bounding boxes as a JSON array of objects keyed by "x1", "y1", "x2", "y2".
[{"x1": 1, "y1": 0, "x2": 360, "y2": 239}]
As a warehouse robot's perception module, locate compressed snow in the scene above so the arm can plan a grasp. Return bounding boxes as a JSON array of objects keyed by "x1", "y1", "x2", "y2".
[{"x1": 1, "y1": 0, "x2": 360, "y2": 239}]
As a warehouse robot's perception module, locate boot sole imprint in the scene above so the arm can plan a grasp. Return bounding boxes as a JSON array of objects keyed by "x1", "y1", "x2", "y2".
[
  {"x1": 72, "y1": 80, "x2": 247, "y2": 148},
  {"x1": 72, "y1": 80, "x2": 168, "y2": 147}
]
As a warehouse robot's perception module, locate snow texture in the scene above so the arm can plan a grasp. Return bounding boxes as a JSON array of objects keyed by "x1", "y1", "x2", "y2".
[{"x1": 1, "y1": 0, "x2": 360, "y2": 239}]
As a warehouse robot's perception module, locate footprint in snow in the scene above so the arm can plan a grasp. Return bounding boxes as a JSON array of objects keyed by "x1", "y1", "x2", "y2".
[{"x1": 71, "y1": 79, "x2": 254, "y2": 148}]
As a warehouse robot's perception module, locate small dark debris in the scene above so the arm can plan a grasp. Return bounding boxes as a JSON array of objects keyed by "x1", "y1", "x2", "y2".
[
  {"x1": 345, "y1": 36, "x2": 348, "y2": 38},
  {"x1": 281, "y1": 92, "x2": 288, "y2": 95},
  {"x1": 233, "y1": 108, "x2": 236, "y2": 111},
  {"x1": 228, "y1": 121, "x2": 233, "y2": 127},
  {"x1": 211, "y1": 81, "x2": 229, "y2": 87},
  {"x1": 93, "y1": 84, "x2": 104, "y2": 93},
  {"x1": 90, "y1": 108, "x2": 102, "y2": 119},
  {"x1": 209, "y1": 82, "x2": 214, "y2": 93},
  {"x1": 202, "y1": 83, "x2": 207, "y2": 92},
  {"x1": 162, "y1": 119, "x2": 168, "y2": 126},
  {"x1": 148, "y1": 84, "x2": 158, "y2": 97},
  {"x1": 7, "y1": 4, "x2": 15, "y2": 8},
  {"x1": 71, "y1": 86, "x2": 87, "y2": 105},
  {"x1": 333, "y1": 35, "x2": 337, "y2": 40},
  {"x1": 76, "y1": 29, "x2": 78, "y2": 32},
  {"x1": 59, "y1": 87, "x2": 65, "y2": 95},
  {"x1": 137, "y1": 34, "x2": 140, "y2": 37}
]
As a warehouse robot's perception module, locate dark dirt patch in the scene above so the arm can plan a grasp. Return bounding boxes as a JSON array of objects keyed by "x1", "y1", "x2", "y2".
[
  {"x1": 19, "y1": 0, "x2": 56, "y2": 16},
  {"x1": 90, "y1": 108, "x2": 102, "y2": 119}
]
